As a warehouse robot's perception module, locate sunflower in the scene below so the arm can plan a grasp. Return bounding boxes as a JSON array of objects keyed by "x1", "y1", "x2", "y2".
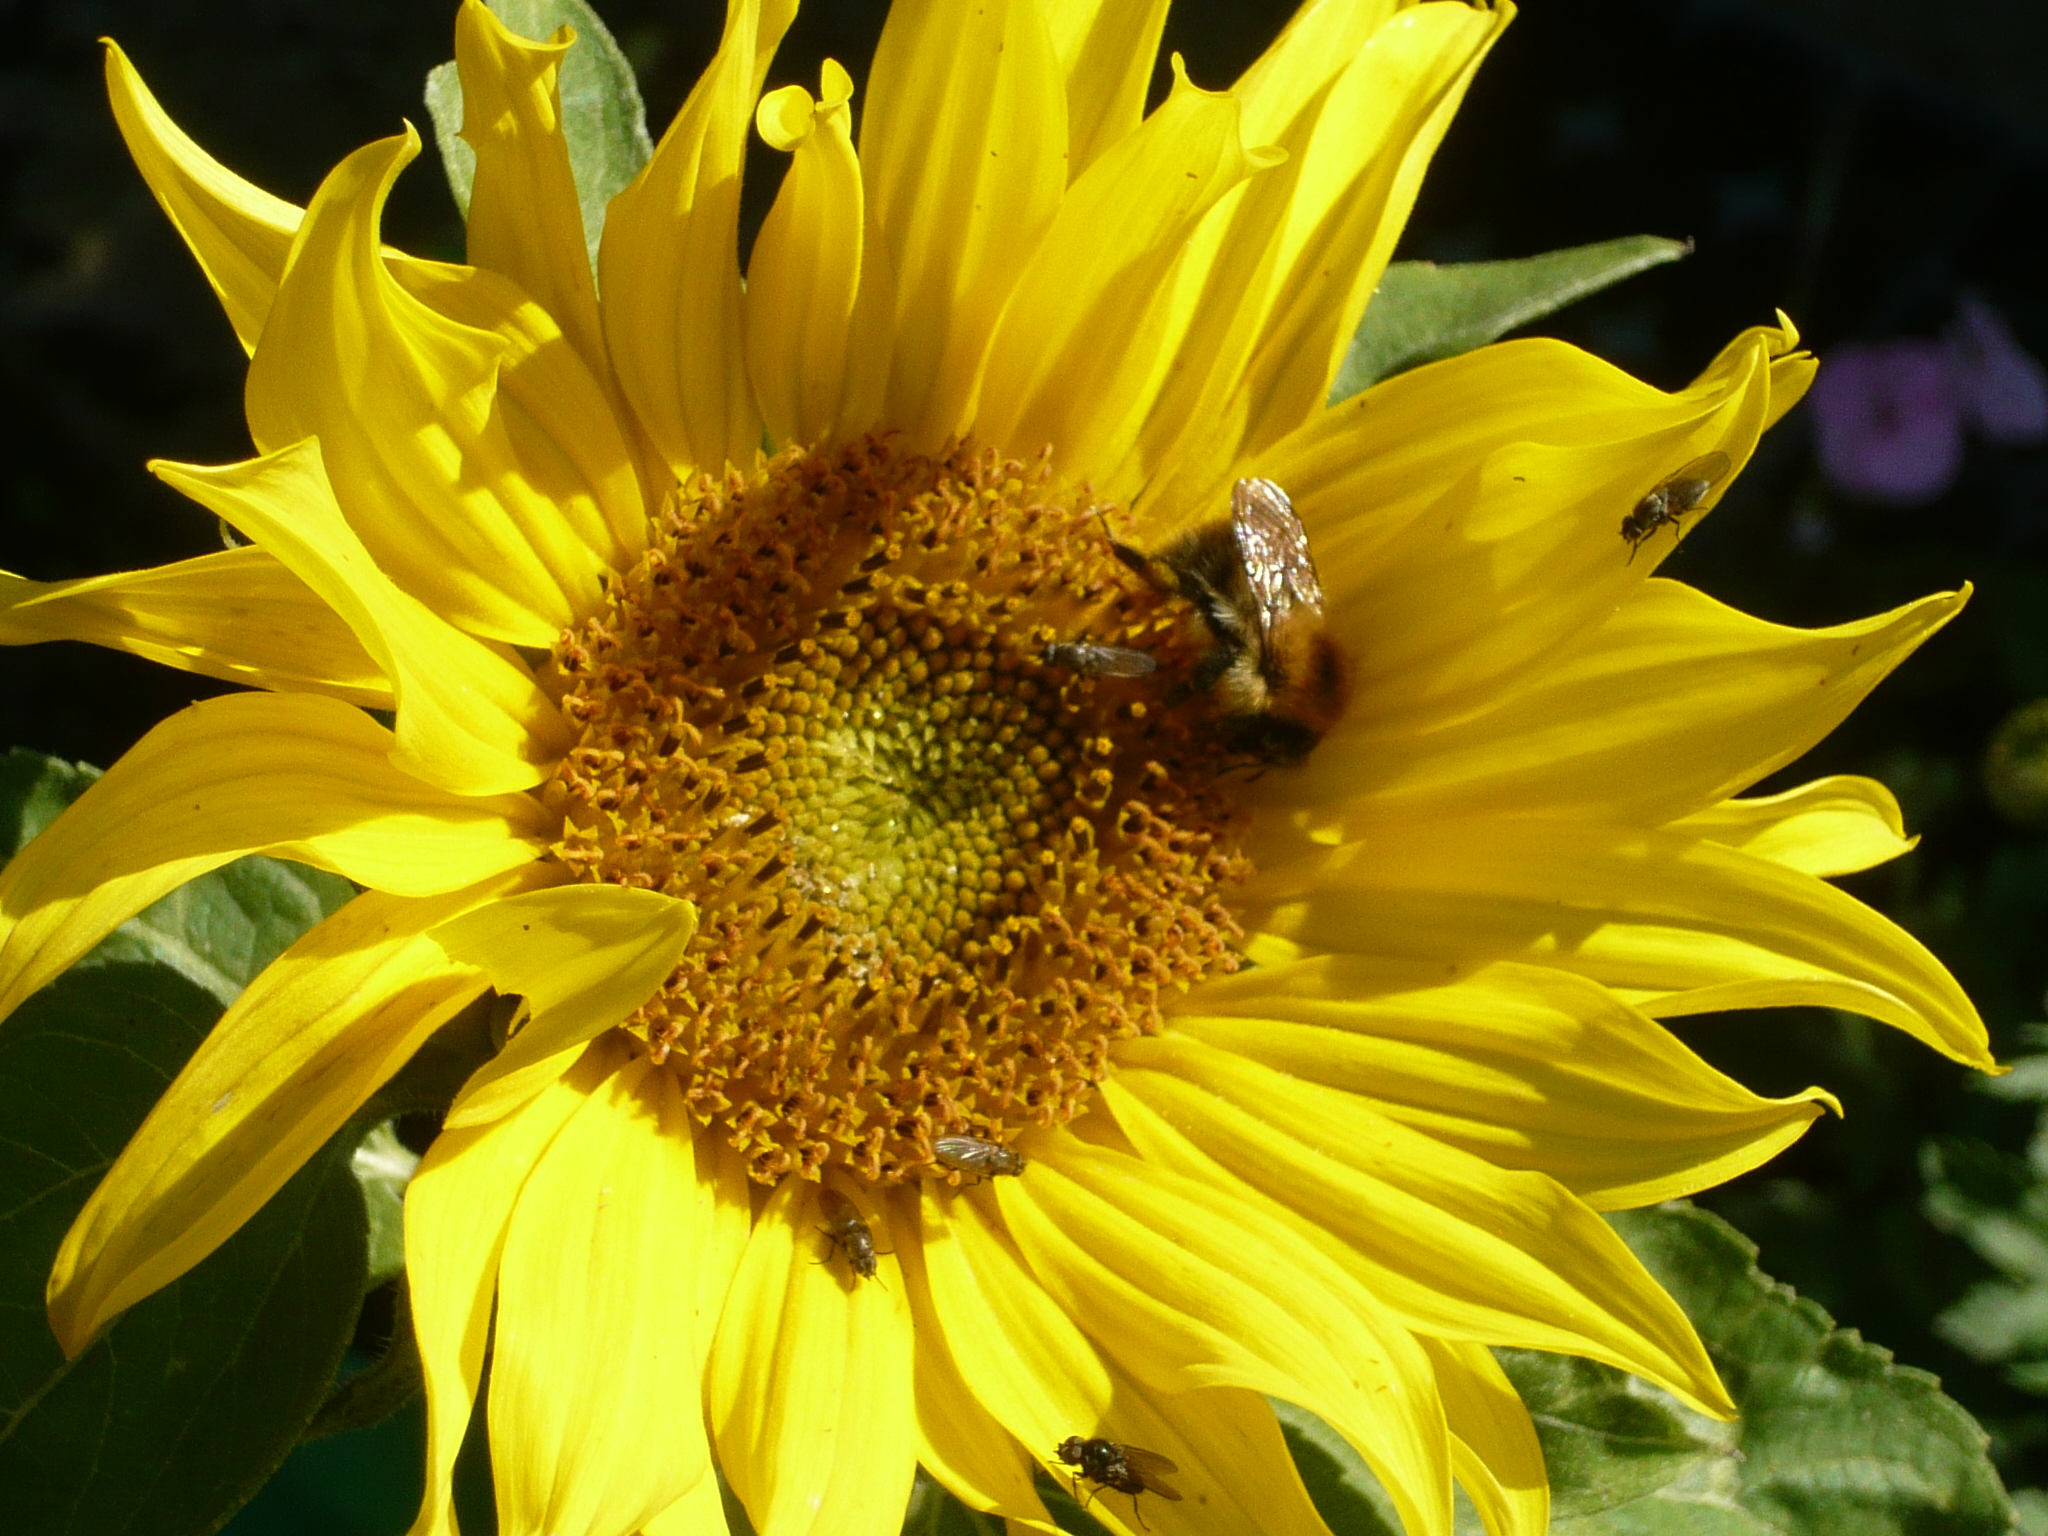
[{"x1": 0, "y1": 1, "x2": 1988, "y2": 1534}]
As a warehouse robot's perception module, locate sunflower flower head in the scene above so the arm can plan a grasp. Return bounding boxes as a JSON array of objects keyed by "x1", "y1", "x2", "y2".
[
  {"x1": 554, "y1": 436, "x2": 1249, "y2": 1183},
  {"x1": 0, "y1": 1, "x2": 1993, "y2": 1535}
]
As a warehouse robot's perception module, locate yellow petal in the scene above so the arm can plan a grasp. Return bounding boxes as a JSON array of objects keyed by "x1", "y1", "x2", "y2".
[
  {"x1": 1102, "y1": 1046, "x2": 1734, "y2": 1417},
  {"x1": 406, "y1": 1038, "x2": 631, "y2": 1536},
  {"x1": 1000, "y1": 1136, "x2": 1455, "y2": 1536},
  {"x1": 639, "y1": 1475, "x2": 731, "y2": 1536},
  {"x1": 1249, "y1": 326, "x2": 1784, "y2": 746},
  {"x1": 1124, "y1": 2, "x2": 1508, "y2": 517},
  {"x1": 102, "y1": 39, "x2": 299, "y2": 353},
  {"x1": 437, "y1": 886, "x2": 697, "y2": 1127},
  {"x1": 1675, "y1": 774, "x2": 1913, "y2": 877},
  {"x1": 974, "y1": 59, "x2": 1277, "y2": 474},
  {"x1": 746, "y1": 63, "x2": 863, "y2": 450},
  {"x1": 454, "y1": 0, "x2": 607, "y2": 379},
  {"x1": 154, "y1": 440, "x2": 571, "y2": 796},
  {"x1": 1037, "y1": 0, "x2": 1171, "y2": 178},
  {"x1": 398, "y1": 256, "x2": 653, "y2": 571},
  {"x1": 246, "y1": 129, "x2": 606, "y2": 644},
  {"x1": 858, "y1": 0, "x2": 1066, "y2": 447},
  {"x1": 915, "y1": 1186, "x2": 1328, "y2": 1536},
  {"x1": 1261, "y1": 576, "x2": 1966, "y2": 824},
  {"x1": 1167, "y1": 957, "x2": 1836, "y2": 1210},
  {"x1": 1240, "y1": 812, "x2": 1991, "y2": 1067},
  {"x1": 1421, "y1": 1337, "x2": 1547, "y2": 1536},
  {"x1": 45, "y1": 867, "x2": 555, "y2": 1354},
  {"x1": 894, "y1": 1196, "x2": 1054, "y2": 1527},
  {"x1": 916, "y1": 1180, "x2": 1113, "y2": 1449},
  {"x1": 708, "y1": 1178, "x2": 917, "y2": 1536},
  {"x1": 0, "y1": 692, "x2": 548, "y2": 1028},
  {"x1": 1234, "y1": 2, "x2": 1510, "y2": 458},
  {"x1": 601, "y1": 0, "x2": 794, "y2": 476},
  {"x1": 0, "y1": 546, "x2": 390, "y2": 707},
  {"x1": 492, "y1": 1058, "x2": 711, "y2": 1536}
]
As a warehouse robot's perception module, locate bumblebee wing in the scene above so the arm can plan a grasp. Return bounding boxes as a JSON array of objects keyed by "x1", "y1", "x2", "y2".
[
  {"x1": 1230, "y1": 478, "x2": 1325, "y2": 642},
  {"x1": 1075, "y1": 643, "x2": 1158, "y2": 678}
]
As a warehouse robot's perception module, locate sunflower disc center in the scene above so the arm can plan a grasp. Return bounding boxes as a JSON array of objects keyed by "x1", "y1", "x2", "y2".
[{"x1": 546, "y1": 437, "x2": 1248, "y2": 1183}]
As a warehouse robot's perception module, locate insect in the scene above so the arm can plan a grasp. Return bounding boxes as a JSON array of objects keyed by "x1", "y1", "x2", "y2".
[
  {"x1": 816, "y1": 1187, "x2": 879, "y2": 1281},
  {"x1": 1109, "y1": 477, "x2": 1352, "y2": 765},
  {"x1": 1042, "y1": 640, "x2": 1158, "y2": 678},
  {"x1": 932, "y1": 1133, "x2": 1026, "y2": 1182},
  {"x1": 1620, "y1": 451, "x2": 1731, "y2": 561},
  {"x1": 1055, "y1": 1436, "x2": 1183, "y2": 1528}
]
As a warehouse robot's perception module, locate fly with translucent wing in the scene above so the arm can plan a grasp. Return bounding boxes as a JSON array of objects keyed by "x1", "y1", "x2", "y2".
[
  {"x1": 1109, "y1": 477, "x2": 1353, "y2": 765},
  {"x1": 1056, "y1": 1436, "x2": 1183, "y2": 1528},
  {"x1": 1620, "y1": 451, "x2": 1732, "y2": 561}
]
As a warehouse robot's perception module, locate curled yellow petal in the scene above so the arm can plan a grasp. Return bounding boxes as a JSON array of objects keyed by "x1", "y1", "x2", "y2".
[
  {"x1": 247, "y1": 129, "x2": 607, "y2": 644},
  {"x1": 0, "y1": 547, "x2": 390, "y2": 707},
  {"x1": 746, "y1": 62, "x2": 864, "y2": 450},
  {"x1": 1241, "y1": 813, "x2": 1991, "y2": 1067},
  {"x1": 974, "y1": 59, "x2": 1278, "y2": 473},
  {"x1": 102, "y1": 39, "x2": 299, "y2": 352},
  {"x1": 1676, "y1": 774, "x2": 1915, "y2": 878},
  {"x1": 858, "y1": 0, "x2": 1065, "y2": 447},
  {"x1": 46, "y1": 868, "x2": 553, "y2": 1355},
  {"x1": 708, "y1": 1177, "x2": 917, "y2": 1536},
  {"x1": 1101, "y1": 1049, "x2": 1734, "y2": 1417},
  {"x1": 1037, "y1": 0, "x2": 1171, "y2": 178},
  {"x1": 1002, "y1": 1137, "x2": 1456, "y2": 1536},
  {"x1": 602, "y1": 0, "x2": 794, "y2": 476},
  {"x1": 491, "y1": 1058, "x2": 711, "y2": 1536},
  {"x1": 0, "y1": 692, "x2": 548, "y2": 1028},
  {"x1": 154, "y1": 439, "x2": 571, "y2": 796},
  {"x1": 406, "y1": 1037, "x2": 629, "y2": 1536},
  {"x1": 437, "y1": 885, "x2": 698, "y2": 1127},
  {"x1": 454, "y1": 0, "x2": 606, "y2": 377},
  {"x1": 1167, "y1": 958, "x2": 1837, "y2": 1210},
  {"x1": 1423, "y1": 1336, "x2": 1548, "y2": 1536},
  {"x1": 1263, "y1": 577, "x2": 1965, "y2": 826}
]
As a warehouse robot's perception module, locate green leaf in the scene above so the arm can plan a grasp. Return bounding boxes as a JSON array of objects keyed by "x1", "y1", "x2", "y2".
[
  {"x1": 352, "y1": 1120, "x2": 421, "y2": 1291},
  {"x1": 1268, "y1": 1204, "x2": 2010, "y2": 1536},
  {"x1": 0, "y1": 746, "x2": 98, "y2": 859},
  {"x1": 1272, "y1": 1398, "x2": 1405, "y2": 1536},
  {"x1": 426, "y1": 0, "x2": 654, "y2": 269},
  {"x1": 1923, "y1": 1115, "x2": 2048, "y2": 1392},
  {"x1": 0, "y1": 965, "x2": 369, "y2": 1536},
  {"x1": 1532, "y1": 1203, "x2": 2012, "y2": 1536},
  {"x1": 902, "y1": 1472, "x2": 1006, "y2": 1536},
  {"x1": 82, "y1": 854, "x2": 357, "y2": 1006},
  {"x1": 0, "y1": 749, "x2": 376, "y2": 1534},
  {"x1": 1330, "y1": 235, "x2": 1691, "y2": 403}
]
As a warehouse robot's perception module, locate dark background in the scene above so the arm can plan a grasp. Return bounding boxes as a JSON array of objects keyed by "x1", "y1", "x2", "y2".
[{"x1": 4, "y1": 0, "x2": 2046, "y2": 1528}]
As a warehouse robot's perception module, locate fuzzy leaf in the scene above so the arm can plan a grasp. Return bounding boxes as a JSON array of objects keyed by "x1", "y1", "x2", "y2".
[
  {"x1": 0, "y1": 750, "x2": 376, "y2": 1535},
  {"x1": 1266, "y1": 1203, "x2": 2010, "y2": 1536},
  {"x1": 426, "y1": 0, "x2": 654, "y2": 266},
  {"x1": 1332, "y1": 235, "x2": 1690, "y2": 402},
  {"x1": 0, "y1": 964, "x2": 369, "y2": 1536}
]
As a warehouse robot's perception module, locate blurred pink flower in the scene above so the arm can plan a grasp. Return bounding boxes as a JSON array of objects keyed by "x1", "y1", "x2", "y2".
[
  {"x1": 1812, "y1": 338, "x2": 1964, "y2": 504},
  {"x1": 1948, "y1": 294, "x2": 2048, "y2": 445},
  {"x1": 1811, "y1": 296, "x2": 2045, "y2": 506}
]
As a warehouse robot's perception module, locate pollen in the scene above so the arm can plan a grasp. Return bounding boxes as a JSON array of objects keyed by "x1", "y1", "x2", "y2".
[{"x1": 544, "y1": 437, "x2": 1249, "y2": 1184}]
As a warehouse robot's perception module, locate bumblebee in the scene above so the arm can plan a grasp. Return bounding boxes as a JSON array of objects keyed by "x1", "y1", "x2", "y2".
[{"x1": 1111, "y1": 477, "x2": 1351, "y2": 765}]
